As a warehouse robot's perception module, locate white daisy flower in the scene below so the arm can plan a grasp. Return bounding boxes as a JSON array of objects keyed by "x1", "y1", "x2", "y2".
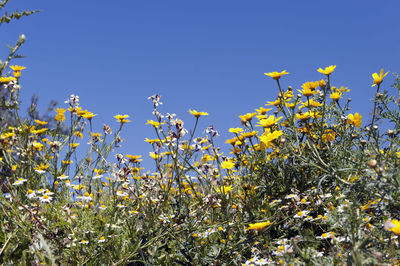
[
  {"x1": 26, "y1": 189, "x2": 36, "y2": 199},
  {"x1": 13, "y1": 178, "x2": 27, "y2": 186},
  {"x1": 39, "y1": 194, "x2": 52, "y2": 203},
  {"x1": 116, "y1": 190, "x2": 128, "y2": 197},
  {"x1": 92, "y1": 174, "x2": 103, "y2": 180},
  {"x1": 57, "y1": 174, "x2": 69, "y2": 180},
  {"x1": 316, "y1": 232, "x2": 335, "y2": 239},
  {"x1": 294, "y1": 210, "x2": 310, "y2": 218}
]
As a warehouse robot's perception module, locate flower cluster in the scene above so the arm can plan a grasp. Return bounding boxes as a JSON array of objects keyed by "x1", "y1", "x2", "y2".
[{"x1": 1, "y1": 64, "x2": 400, "y2": 265}]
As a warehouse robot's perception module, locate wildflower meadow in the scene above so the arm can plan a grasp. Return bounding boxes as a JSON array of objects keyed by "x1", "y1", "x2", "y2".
[{"x1": 1, "y1": 2, "x2": 400, "y2": 265}]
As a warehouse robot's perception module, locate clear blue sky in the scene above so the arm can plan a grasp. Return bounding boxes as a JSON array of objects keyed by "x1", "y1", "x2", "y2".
[{"x1": 1, "y1": 0, "x2": 399, "y2": 169}]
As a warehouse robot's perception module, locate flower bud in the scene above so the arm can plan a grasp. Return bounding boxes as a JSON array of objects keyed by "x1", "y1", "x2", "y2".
[{"x1": 368, "y1": 159, "x2": 377, "y2": 168}]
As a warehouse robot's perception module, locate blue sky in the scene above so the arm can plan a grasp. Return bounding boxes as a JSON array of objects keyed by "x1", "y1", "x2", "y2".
[{"x1": 1, "y1": 0, "x2": 399, "y2": 169}]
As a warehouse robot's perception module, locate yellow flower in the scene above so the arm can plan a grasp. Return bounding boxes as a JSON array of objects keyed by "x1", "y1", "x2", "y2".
[
  {"x1": 32, "y1": 142, "x2": 44, "y2": 151},
  {"x1": 34, "y1": 163, "x2": 50, "y2": 171},
  {"x1": 317, "y1": 65, "x2": 336, "y2": 76},
  {"x1": 30, "y1": 128, "x2": 48, "y2": 134},
  {"x1": 330, "y1": 91, "x2": 342, "y2": 101},
  {"x1": 81, "y1": 112, "x2": 97, "y2": 120},
  {"x1": 74, "y1": 131, "x2": 83, "y2": 139},
  {"x1": 372, "y1": 68, "x2": 389, "y2": 87},
  {"x1": 221, "y1": 159, "x2": 235, "y2": 169},
  {"x1": 322, "y1": 129, "x2": 336, "y2": 142},
  {"x1": 299, "y1": 82, "x2": 319, "y2": 97},
  {"x1": 264, "y1": 70, "x2": 289, "y2": 80},
  {"x1": 259, "y1": 130, "x2": 283, "y2": 146},
  {"x1": 55, "y1": 108, "x2": 66, "y2": 122},
  {"x1": 299, "y1": 99, "x2": 322, "y2": 109},
  {"x1": 239, "y1": 112, "x2": 257, "y2": 124},
  {"x1": 0, "y1": 76, "x2": 17, "y2": 83},
  {"x1": 69, "y1": 143, "x2": 80, "y2": 148},
  {"x1": 149, "y1": 152, "x2": 160, "y2": 160},
  {"x1": 284, "y1": 90, "x2": 293, "y2": 99},
  {"x1": 247, "y1": 221, "x2": 271, "y2": 231},
  {"x1": 218, "y1": 185, "x2": 233, "y2": 194},
  {"x1": 319, "y1": 79, "x2": 327, "y2": 88},
  {"x1": 225, "y1": 137, "x2": 239, "y2": 145},
  {"x1": 266, "y1": 99, "x2": 281, "y2": 107},
  {"x1": 385, "y1": 219, "x2": 400, "y2": 235},
  {"x1": 146, "y1": 120, "x2": 164, "y2": 128},
  {"x1": 201, "y1": 154, "x2": 213, "y2": 164},
  {"x1": 241, "y1": 131, "x2": 258, "y2": 138},
  {"x1": 256, "y1": 115, "x2": 282, "y2": 129},
  {"x1": 1, "y1": 132, "x2": 15, "y2": 139},
  {"x1": 34, "y1": 120, "x2": 48, "y2": 126},
  {"x1": 285, "y1": 101, "x2": 298, "y2": 109},
  {"x1": 10, "y1": 65, "x2": 25, "y2": 78},
  {"x1": 255, "y1": 106, "x2": 271, "y2": 115},
  {"x1": 126, "y1": 154, "x2": 142, "y2": 163},
  {"x1": 114, "y1": 114, "x2": 130, "y2": 123},
  {"x1": 347, "y1": 113, "x2": 362, "y2": 128},
  {"x1": 189, "y1": 109, "x2": 209, "y2": 118},
  {"x1": 338, "y1": 86, "x2": 350, "y2": 93},
  {"x1": 296, "y1": 112, "x2": 312, "y2": 121},
  {"x1": 13, "y1": 71, "x2": 21, "y2": 78},
  {"x1": 229, "y1": 128, "x2": 244, "y2": 134},
  {"x1": 10, "y1": 65, "x2": 26, "y2": 71}
]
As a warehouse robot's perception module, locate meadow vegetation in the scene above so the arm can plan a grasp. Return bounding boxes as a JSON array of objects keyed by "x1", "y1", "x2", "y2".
[{"x1": 1, "y1": 1, "x2": 400, "y2": 265}]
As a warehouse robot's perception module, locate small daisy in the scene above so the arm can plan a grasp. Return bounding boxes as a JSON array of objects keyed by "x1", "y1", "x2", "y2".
[
  {"x1": 255, "y1": 258, "x2": 269, "y2": 265},
  {"x1": 274, "y1": 239, "x2": 288, "y2": 245},
  {"x1": 98, "y1": 236, "x2": 106, "y2": 243},
  {"x1": 39, "y1": 194, "x2": 52, "y2": 203},
  {"x1": 298, "y1": 198, "x2": 310, "y2": 205},
  {"x1": 270, "y1": 199, "x2": 282, "y2": 205},
  {"x1": 35, "y1": 169, "x2": 46, "y2": 174},
  {"x1": 36, "y1": 188, "x2": 46, "y2": 194},
  {"x1": 26, "y1": 189, "x2": 36, "y2": 199},
  {"x1": 13, "y1": 178, "x2": 27, "y2": 186},
  {"x1": 285, "y1": 194, "x2": 298, "y2": 200},
  {"x1": 116, "y1": 203, "x2": 125, "y2": 208},
  {"x1": 81, "y1": 192, "x2": 92, "y2": 201},
  {"x1": 57, "y1": 174, "x2": 69, "y2": 180},
  {"x1": 294, "y1": 210, "x2": 310, "y2": 218},
  {"x1": 92, "y1": 174, "x2": 103, "y2": 179},
  {"x1": 319, "y1": 193, "x2": 332, "y2": 199},
  {"x1": 99, "y1": 204, "x2": 107, "y2": 210},
  {"x1": 316, "y1": 232, "x2": 335, "y2": 239},
  {"x1": 304, "y1": 215, "x2": 313, "y2": 221},
  {"x1": 106, "y1": 224, "x2": 120, "y2": 229},
  {"x1": 116, "y1": 190, "x2": 128, "y2": 197},
  {"x1": 79, "y1": 240, "x2": 89, "y2": 245},
  {"x1": 44, "y1": 190, "x2": 54, "y2": 196},
  {"x1": 65, "y1": 180, "x2": 72, "y2": 187}
]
